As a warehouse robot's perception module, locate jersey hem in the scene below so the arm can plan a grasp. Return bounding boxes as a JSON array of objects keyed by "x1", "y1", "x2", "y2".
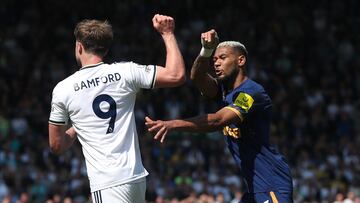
[{"x1": 89, "y1": 172, "x2": 149, "y2": 192}]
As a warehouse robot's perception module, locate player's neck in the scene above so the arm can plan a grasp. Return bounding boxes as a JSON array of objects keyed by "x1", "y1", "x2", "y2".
[
  {"x1": 230, "y1": 74, "x2": 247, "y2": 90},
  {"x1": 80, "y1": 54, "x2": 103, "y2": 68}
]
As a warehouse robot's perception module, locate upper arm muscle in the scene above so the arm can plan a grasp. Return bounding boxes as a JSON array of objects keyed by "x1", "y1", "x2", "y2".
[
  {"x1": 48, "y1": 124, "x2": 65, "y2": 152},
  {"x1": 154, "y1": 65, "x2": 184, "y2": 88},
  {"x1": 216, "y1": 107, "x2": 243, "y2": 126}
]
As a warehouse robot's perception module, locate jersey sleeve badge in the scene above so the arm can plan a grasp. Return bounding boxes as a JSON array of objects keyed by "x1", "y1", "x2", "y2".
[{"x1": 234, "y1": 92, "x2": 254, "y2": 113}]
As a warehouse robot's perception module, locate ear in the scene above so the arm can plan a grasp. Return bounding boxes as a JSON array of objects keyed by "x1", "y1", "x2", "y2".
[
  {"x1": 76, "y1": 41, "x2": 83, "y2": 55},
  {"x1": 238, "y1": 55, "x2": 246, "y2": 66}
]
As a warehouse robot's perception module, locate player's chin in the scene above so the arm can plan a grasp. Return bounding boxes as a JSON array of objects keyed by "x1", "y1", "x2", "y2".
[{"x1": 216, "y1": 75, "x2": 226, "y2": 81}]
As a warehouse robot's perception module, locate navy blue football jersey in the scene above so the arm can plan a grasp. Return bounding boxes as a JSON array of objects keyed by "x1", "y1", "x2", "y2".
[{"x1": 220, "y1": 79, "x2": 293, "y2": 193}]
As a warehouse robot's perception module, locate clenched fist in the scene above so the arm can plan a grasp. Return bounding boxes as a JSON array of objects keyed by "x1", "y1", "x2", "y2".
[
  {"x1": 152, "y1": 14, "x2": 175, "y2": 35},
  {"x1": 201, "y1": 29, "x2": 219, "y2": 50}
]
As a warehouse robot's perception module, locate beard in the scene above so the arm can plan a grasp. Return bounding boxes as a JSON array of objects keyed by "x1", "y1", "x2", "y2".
[
  {"x1": 217, "y1": 68, "x2": 239, "y2": 85},
  {"x1": 216, "y1": 75, "x2": 227, "y2": 82}
]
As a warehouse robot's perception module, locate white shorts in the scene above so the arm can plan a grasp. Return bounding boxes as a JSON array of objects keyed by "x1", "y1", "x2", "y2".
[{"x1": 91, "y1": 178, "x2": 146, "y2": 203}]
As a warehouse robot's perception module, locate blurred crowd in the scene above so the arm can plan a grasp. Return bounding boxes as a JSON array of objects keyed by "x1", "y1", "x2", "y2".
[{"x1": 1, "y1": 0, "x2": 359, "y2": 202}]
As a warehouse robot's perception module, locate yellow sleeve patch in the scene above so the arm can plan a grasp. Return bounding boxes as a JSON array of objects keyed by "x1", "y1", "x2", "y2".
[{"x1": 234, "y1": 92, "x2": 254, "y2": 113}]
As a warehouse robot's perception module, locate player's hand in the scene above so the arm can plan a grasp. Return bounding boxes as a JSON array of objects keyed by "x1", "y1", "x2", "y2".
[
  {"x1": 152, "y1": 14, "x2": 175, "y2": 35},
  {"x1": 65, "y1": 127, "x2": 77, "y2": 139},
  {"x1": 145, "y1": 116, "x2": 170, "y2": 143},
  {"x1": 201, "y1": 29, "x2": 219, "y2": 49}
]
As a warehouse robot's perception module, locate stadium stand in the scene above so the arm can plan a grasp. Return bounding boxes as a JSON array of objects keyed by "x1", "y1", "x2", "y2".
[{"x1": 0, "y1": 0, "x2": 359, "y2": 202}]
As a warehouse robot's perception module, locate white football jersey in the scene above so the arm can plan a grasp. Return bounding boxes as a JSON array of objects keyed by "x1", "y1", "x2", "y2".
[{"x1": 49, "y1": 62, "x2": 155, "y2": 192}]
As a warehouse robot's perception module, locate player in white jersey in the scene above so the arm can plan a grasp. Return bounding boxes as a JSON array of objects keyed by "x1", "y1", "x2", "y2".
[{"x1": 48, "y1": 14, "x2": 185, "y2": 203}]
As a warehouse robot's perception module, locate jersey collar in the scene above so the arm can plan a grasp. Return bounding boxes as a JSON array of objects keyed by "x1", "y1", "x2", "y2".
[{"x1": 80, "y1": 62, "x2": 104, "y2": 71}]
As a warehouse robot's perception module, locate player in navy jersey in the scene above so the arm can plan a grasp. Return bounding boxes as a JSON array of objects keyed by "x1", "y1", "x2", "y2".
[{"x1": 145, "y1": 29, "x2": 293, "y2": 203}]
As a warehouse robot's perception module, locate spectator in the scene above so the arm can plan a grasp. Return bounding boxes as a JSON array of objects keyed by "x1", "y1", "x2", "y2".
[{"x1": 0, "y1": 0, "x2": 359, "y2": 202}]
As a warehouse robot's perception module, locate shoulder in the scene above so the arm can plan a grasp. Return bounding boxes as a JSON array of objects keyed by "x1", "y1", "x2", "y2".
[
  {"x1": 111, "y1": 61, "x2": 130, "y2": 66},
  {"x1": 52, "y1": 71, "x2": 79, "y2": 96},
  {"x1": 109, "y1": 61, "x2": 149, "y2": 72},
  {"x1": 53, "y1": 75, "x2": 73, "y2": 91},
  {"x1": 51, "y1": 80, "x2": 68, "y2": 103},
  {"x1": 229, "y1": 79, "x2": 270, "y2": 104},
  {"x1": 110, "y1": 61, "x2": 137, "y2": 68},
  {"x1": 239, "y1": 79, "x2": 266, "y2": 95}
]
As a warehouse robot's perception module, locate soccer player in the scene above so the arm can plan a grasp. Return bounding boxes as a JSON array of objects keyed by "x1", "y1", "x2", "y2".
[
  {"x1": 48, "y1": 14, "x2": 185, "y2": 203},
  {"x1": 145, "y1": 30, "x2": 293, "y2": 203}
]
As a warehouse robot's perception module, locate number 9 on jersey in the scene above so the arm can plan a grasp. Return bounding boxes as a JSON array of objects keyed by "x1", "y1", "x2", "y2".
[{"x1": 92, "y1": 94, "x2": 117, "y2": 134}]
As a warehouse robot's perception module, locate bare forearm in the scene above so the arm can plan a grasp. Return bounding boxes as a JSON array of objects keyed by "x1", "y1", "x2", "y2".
[
  {"x1": 146, "y1": 107, "x2": 241, "y2": 142},
  {"x1": 51, "y1": 133, "x2": 75, "y2": 154},
  {"x1": 49, "y1": 125, "x2": 76, "y2": 154},
  {"x1": 190, "y1": 56, "x2": 210, "y2": 81},
  {"x1": 169, "y1": 114, "x2": 224, "y2": 133},
  {"x1": 162, "y1": 33, "x2": 185, "y2": 82},
  {"x1": 189, "y1": 29, "x2": 219, "y2": 97},
  {"x1": 62, "y1": 132, "x2": 76, "y2": 150},
  {"x1": 190, "y1": 56, "x2": 217, "y2": 98}
]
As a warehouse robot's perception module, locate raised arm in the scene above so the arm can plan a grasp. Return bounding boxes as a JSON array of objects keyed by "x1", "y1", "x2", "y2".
[
  {"x1": 145, "y1": 107, "x2": 242, "y2": 143},
  {"x1": 190, "y1": 29, "x2": 219, "y2": 98},
  {"x1": 152, "y1": 14, "x2": 186, "y2": 88}
]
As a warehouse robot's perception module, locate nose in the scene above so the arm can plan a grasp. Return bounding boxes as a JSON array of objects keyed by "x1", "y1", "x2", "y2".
[
  {"x1": 214, "y1": 63, "x2": 221, "y2": 70},
  {"x1": 214, "y1": 59, "x2": 220, "y2": 68}
]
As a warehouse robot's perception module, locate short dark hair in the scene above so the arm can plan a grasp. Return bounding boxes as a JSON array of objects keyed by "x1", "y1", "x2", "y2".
[{"x1": 74, "y1": 19, "x2": 113, "y2": 57}]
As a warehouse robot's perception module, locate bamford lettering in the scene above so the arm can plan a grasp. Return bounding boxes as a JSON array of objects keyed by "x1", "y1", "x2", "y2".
[{"x1": 74, "y1": 73, "x2": 121, "y2": 91}]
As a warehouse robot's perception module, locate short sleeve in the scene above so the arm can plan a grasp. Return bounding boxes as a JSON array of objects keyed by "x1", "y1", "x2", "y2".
[
  {"x1": 49, "y1": 84, "x2": 69, "y2": 125},
  {"x1": 128, "y1": 62, "x2": 156, "y2": 90}
]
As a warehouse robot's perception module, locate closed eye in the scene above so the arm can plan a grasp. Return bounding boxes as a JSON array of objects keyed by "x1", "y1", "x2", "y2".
[
  {"x1": 220, "y1": 54, "x2": 226, "y2": 59},
  {"x1": 213, "y1": 54, "x2": 227, "y2": 62}
]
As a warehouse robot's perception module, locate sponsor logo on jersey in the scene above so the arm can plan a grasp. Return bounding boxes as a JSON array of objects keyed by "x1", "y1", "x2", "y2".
[
  {"x1": 223, "y1": 126, "x2": 241, "y2": 139},
  {"x1": 234, "y1": 92, "x2": 254, "y2": 113}
]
